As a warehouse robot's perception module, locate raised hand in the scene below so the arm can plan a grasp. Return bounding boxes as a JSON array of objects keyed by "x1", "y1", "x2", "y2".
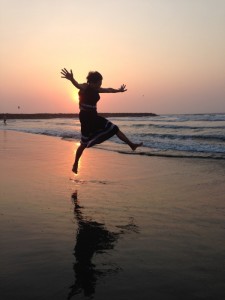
[
  {"x1": 119, "y1": 84, "x2": 127, "y2": 92},
  {"x1": 61, "y1": 68, "x2": 74, "y2": 81}
]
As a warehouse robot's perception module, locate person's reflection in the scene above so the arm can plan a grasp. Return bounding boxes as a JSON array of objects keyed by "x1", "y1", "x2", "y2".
[{"x1": 68, "y1": 191, "x2": 120, "y2": 299}]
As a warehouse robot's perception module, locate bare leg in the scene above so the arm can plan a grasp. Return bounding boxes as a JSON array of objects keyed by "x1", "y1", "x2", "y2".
[
  {"x1": 116, "y1": 129, "x2": 143, "y2": 151},
  {"x1": 72, "y1": 144, "x2": 86, "y2": 174}
]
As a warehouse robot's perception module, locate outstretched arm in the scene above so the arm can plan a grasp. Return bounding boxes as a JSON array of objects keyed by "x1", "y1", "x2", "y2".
[
  {"x1": 99, "y1": 84, "x2": 127, "y2": 93},
  {"x1": 61, "y1": 68, "x2": 87, "y2": 90}
]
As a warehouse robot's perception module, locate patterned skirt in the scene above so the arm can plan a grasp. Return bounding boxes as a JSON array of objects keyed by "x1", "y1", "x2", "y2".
[{"x1": 79, "y1": 110, "x2": 119, "y2": 148}]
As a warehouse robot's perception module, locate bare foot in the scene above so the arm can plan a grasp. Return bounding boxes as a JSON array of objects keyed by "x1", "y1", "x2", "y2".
[
  {"x1": 131, "y1": 142, "x2": 143, "y2": 151},
  {"x1": 72, "y1": 163, "x2": 78, "y2": 174}
]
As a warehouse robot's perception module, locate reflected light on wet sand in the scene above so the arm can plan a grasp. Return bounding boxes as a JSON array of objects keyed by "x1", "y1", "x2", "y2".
[{"x1": 1, "y1": 131, "x2": 225, "y2": 300}]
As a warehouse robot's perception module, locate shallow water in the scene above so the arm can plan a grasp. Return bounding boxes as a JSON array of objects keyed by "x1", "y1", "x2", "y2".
[
  {"x1": 0, "y1": 131, "x2": 225, "y2": 300},
  {"x1": 1, "y1": 113, "x2": 225, "y2": 159}
]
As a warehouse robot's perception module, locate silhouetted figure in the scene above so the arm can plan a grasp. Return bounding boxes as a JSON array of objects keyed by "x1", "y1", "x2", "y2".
[
  {"x1": 61, "y1": 68, "x2": 143, "y2": 174},
  {"x1": 68, "y1": 191, "x2": 120, "y2": 299},
  {"x1": 3, "y1": 115, "x2": 7, "y2": 125}
]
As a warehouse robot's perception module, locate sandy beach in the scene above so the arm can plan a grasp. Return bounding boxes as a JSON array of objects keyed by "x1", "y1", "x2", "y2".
[{"x1": 0, "y1": 130, "x2": 225, "y2": 300}]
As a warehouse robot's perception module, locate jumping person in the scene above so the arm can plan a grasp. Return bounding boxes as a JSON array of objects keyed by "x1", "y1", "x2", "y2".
[{"x1": 61, "y1": 68, "x2": 143, "y2": 174}]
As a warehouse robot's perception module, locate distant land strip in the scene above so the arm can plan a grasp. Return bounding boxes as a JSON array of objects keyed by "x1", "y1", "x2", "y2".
[{"x1": 1, "y1": 113, "x2": 157, "y2": 119}]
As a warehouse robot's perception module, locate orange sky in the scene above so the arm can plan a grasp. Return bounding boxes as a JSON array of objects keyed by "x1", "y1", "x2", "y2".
[{"x1": 1, "y1": 0, "x2": 225, "y2": 114}]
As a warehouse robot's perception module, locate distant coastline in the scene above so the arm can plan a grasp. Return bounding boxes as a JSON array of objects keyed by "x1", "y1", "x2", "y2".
[{"x1": 0, "y1": 113, "x2": 157, "y2": 119}]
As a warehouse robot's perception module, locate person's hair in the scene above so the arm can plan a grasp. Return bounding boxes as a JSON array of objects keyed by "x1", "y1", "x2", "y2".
[{"x1": 86, "y1": 71, "x2": 103, "y2": 84}]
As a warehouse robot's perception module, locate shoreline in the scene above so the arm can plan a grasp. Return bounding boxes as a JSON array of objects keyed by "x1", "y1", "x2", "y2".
[
  {"x1": 0, "y1": 112, "x2": 157, "y2": 120},
  {"x1": 1, "y1": 130, "x2": 225, "y2": 300},
  {"x1": 1, "y1": 127, "x2": 224, "y2": 161}
]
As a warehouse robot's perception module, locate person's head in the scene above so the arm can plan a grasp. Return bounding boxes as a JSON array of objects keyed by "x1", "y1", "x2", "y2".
[{"x1": 86, "y1": 71, "x2": 103, "y2": 89}]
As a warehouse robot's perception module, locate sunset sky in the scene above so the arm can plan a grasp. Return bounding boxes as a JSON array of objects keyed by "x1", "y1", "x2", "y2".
[{"x1": 1, "y1": 0, "x2": 225, "y2": 114}]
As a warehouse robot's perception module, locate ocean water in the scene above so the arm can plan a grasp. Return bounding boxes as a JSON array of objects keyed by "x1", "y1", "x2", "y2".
[{"x1": 1, "y1": 113, "x2": 225, "y2": 159}]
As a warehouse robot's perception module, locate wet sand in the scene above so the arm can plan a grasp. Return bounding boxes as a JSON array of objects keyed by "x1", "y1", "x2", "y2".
[{"x1": 0, "y1": 130, "x2": 225, "y2": 300}]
